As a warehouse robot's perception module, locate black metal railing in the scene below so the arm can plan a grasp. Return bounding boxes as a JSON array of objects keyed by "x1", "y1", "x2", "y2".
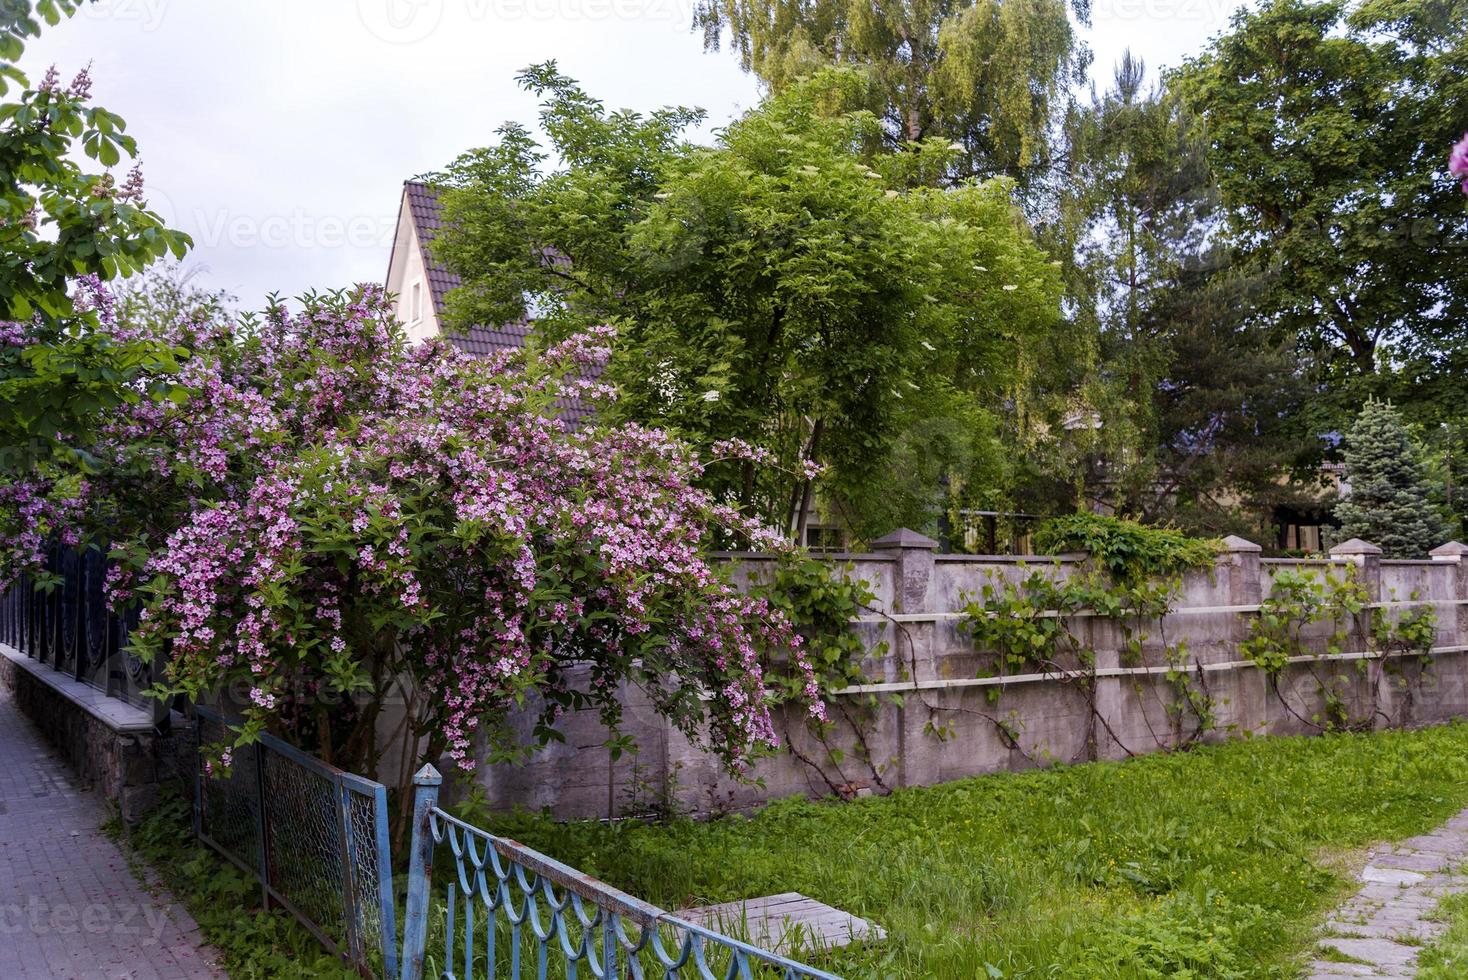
[{"x1": 0, "y1": 543, "x2": 168, "y2": 728}]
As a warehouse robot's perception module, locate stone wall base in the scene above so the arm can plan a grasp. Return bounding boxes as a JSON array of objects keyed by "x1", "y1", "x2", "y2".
[{"x1": 0, "y1": 645, "x2": 192, "y2": 823}]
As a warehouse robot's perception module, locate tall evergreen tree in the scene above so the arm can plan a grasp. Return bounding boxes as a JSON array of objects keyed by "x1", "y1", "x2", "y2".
[
  {"x1": 1334, "y1": 399, "x2": 1444, "y2": 557},
  {"x1": 1048, "y1": 54, "x2": 1306, "y2": 532}
]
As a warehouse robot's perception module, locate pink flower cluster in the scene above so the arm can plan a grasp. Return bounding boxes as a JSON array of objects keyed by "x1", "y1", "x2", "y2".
[
  {"x1": 711, "y1": 437, "x2": 825, "y2": 480},
  {"x1": 0, "y1": 322, "x2": 32, "y2": 348},
  {"x1": 9, "y1": 283, "x2": 822, "y2": 775},
  {"x1": 1452, "y1": 133, "x2": 1468, "y2": 196},
  {"x1": 0, "y1": 478, "x2": 85, "y2": 587}
]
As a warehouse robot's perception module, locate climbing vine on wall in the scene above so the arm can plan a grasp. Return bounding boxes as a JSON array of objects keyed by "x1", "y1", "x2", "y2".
[
  {"x1": 958, "y1": 515, "x2": 1222, "y2": 761},
  {"x1": 741, "y1": 517, "x2": 1442, "y2": 805},
  {"x1": 1240, "y1": 565, "x2": 1438, "y2": 731},
  {"x1": 1034, "y1": 513, "x2": 1220, "y2": 582},
  {"x1": 1239, "y1": 567, "x2": 1365, "y2": 674},
  {"x1": 747, "y1": 553, "x2": 890, "y2": 798}
]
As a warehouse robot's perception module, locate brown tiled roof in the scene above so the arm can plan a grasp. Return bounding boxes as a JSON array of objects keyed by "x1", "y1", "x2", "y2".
[
  {"x1": 442, "y1": 322, "x2": 533, "y2": 356},
  {"x1": 402, "y1": 181, "x2": 535, "y2": 358},
  {"x1": 400, "y1": 180, "x2": 593, "y2": 424}
]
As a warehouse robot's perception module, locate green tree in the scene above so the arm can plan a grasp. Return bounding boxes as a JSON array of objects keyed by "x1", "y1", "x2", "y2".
[
  {"x1": 1136, "y1": 264, "x2": 1316, "y2": 539},
  {"x1": 428, "y1": 65, "x2": 1067, "y2": 540},
  {"x1": 693, "y1": 0, "x2": 1090, "y2": 189},
  {"x1": 1050, "y1": 53, "x2": 1307, "y2": 532},
  {"x1": 0, "y1": 0, "x2": 190, "y2": 470},
  {"x1": 115, "y1": 262, "x2": 233, "y2": 334},
  {"x1": 1334, "y1": 399, "x2": 1444, "y2": 557},
  {"x1": 1174, "y1": 0, "x2": 1468, "y2": 423}
]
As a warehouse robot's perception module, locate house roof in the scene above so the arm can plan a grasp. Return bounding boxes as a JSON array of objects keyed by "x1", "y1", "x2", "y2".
[
  {"x1": 398, "y1": 180, "x2": 592, "y2": 424},
  {"x1": 401, "y1": 180, "x2": 534, "y2": 358},
  {"x1": 402, "y1": 181, "x2": 462, "y2": 315},
  {"x1": 443, "y1": 321, "x2": 535, "y2": 355}
]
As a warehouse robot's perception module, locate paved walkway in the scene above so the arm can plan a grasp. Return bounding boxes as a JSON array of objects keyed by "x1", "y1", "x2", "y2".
[
  {"x1": 1309, "y1": 809, "x2": 1468, "y2": 978},
  {"x1": 0, "y1": 685, "x2": 222, "y2": 979}
]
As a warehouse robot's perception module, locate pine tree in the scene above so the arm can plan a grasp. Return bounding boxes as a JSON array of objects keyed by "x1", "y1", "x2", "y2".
[{"x1": 1334, "y1": 399, "x2": 1444, "y2": 557}]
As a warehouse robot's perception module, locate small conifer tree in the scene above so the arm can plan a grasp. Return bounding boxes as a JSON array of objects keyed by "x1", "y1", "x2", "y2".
[{"x1": 1334, "y1": 399, "x2": 1444, "y2": 557}]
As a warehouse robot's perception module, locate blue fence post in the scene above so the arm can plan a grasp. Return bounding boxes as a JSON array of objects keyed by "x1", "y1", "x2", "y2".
[
  {"x1": 400, "y1": 764, "x2": 442, "y2": 980},
  {"x1": 372, "y1": 784, "x2": 401, "y2": 980}
]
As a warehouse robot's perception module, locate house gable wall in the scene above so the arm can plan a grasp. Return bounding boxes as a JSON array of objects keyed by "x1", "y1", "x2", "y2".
[{"x1": 385, "y1": 188, "x2": 441, "y2": 343}]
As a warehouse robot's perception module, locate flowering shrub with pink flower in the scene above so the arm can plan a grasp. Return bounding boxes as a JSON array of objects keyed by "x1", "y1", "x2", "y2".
[
  {"x1": 1, "y1": 283, "x2": 824, "y2": 789},
  {"x1": 1452, "y1": 133, "x2": 1468, "y2": 197}
]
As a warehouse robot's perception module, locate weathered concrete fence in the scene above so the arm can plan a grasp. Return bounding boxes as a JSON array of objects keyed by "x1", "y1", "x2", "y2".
[
  {"x1": 470, "y1": 532, "x2": 1468, "y2": 819},
  {"x1": 10, "y1": 528, "x2": 1465, "y2": 823}
]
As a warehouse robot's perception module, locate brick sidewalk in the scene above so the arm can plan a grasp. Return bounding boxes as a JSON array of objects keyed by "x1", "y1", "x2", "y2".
[{"x1": 0, "y1": 684, "x2": 222, "y2": 980}]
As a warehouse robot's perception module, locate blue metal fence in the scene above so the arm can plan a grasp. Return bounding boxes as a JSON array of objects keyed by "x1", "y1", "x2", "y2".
[
  {"x1": 399, "y1": 766, "x2": 842, "y2": 980},
  {"x1": 194, "y1": 704, "x2": 399, "y2": 978},
  {"x1": 0, "y1": 545, "x2": 165, "y2": 725}
]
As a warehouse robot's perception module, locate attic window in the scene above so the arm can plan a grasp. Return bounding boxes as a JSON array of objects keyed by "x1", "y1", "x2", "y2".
[{"x1": 409, "y1": 281, "x2": 423, "y2": 323}]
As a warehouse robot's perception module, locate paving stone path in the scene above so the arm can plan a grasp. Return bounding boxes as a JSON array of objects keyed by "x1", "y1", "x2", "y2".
[
  {"x1": 0, "y1": 684, "x2": 223, "y2": 979},
  {"x1": 1308, "y1": 808, "x2": 1468, "y2": 978}
]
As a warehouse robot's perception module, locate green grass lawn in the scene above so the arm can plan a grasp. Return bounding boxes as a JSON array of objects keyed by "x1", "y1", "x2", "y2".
[{"x1": 470, "y1": 723, "x2": 1468, "y2": 979}]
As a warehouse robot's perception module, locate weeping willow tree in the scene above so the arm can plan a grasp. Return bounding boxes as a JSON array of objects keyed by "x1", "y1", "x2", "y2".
[{"x1": 694, "y1": 0, "x2": 1091, "y2": 188}]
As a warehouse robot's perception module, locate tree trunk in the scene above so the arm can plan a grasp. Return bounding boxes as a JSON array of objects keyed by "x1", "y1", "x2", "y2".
[{"x1": 794, "y1": 419, "x2": 825, "y2": 545}]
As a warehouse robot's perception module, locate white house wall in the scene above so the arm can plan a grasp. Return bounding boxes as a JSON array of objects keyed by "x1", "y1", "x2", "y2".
[{"x1": 384, "y1": 190, "x2": 441, "y2": 344}]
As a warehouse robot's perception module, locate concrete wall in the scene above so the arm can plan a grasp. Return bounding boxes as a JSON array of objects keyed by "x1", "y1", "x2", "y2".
[
  {"x1": 463, "y1": 534, "x2": 1468, "y2": 819},
  {"x1": 0, "y1": 645, "x2": 193, "y2": 823}
]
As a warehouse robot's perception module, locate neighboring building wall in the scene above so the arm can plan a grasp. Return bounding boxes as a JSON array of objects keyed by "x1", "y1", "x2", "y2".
[{"x1": 455, "y1": 534, "x2": 1468, "y2": 819}]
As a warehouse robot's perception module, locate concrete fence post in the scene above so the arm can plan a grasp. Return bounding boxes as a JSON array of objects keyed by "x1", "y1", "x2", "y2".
[
  {"x1": 1218, "y1": 537, "x2": 1264, "y2": 735},
  {"x1": 1429, "y1": 542, "x2": 1468, "y2": 717},
  {"x1": 1329, "y1": 538, "x2": 1386, "y2": 727},
  {"x1": 870, "y1": 528, "x2": 939, "y2": 615},
  {"x1": 1220, "y1": 535, "x2": 1263, "y2": 609},
  {"x1": 1329, "y1": 538, "x2": 1383, "y2": 599},
  {"x1": 1329, "y1": 537, "x2": 1384, "y2": 635},
  {"x1": 870, "y1": 529, "x2": 939, "y2": 788},
  {"x1": 1429, "y1": 541, "x2": 1468, "y2": 647}
]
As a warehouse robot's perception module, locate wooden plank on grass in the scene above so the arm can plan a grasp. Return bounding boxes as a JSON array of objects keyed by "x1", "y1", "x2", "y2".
[{"x1": 678, "y1": 892, "x2": 885, "y2": 953}]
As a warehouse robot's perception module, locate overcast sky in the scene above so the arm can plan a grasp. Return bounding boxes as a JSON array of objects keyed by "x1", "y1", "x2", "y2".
[{"x1": 23, "y1": 0, "x2": 1249, "y2": 307}]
